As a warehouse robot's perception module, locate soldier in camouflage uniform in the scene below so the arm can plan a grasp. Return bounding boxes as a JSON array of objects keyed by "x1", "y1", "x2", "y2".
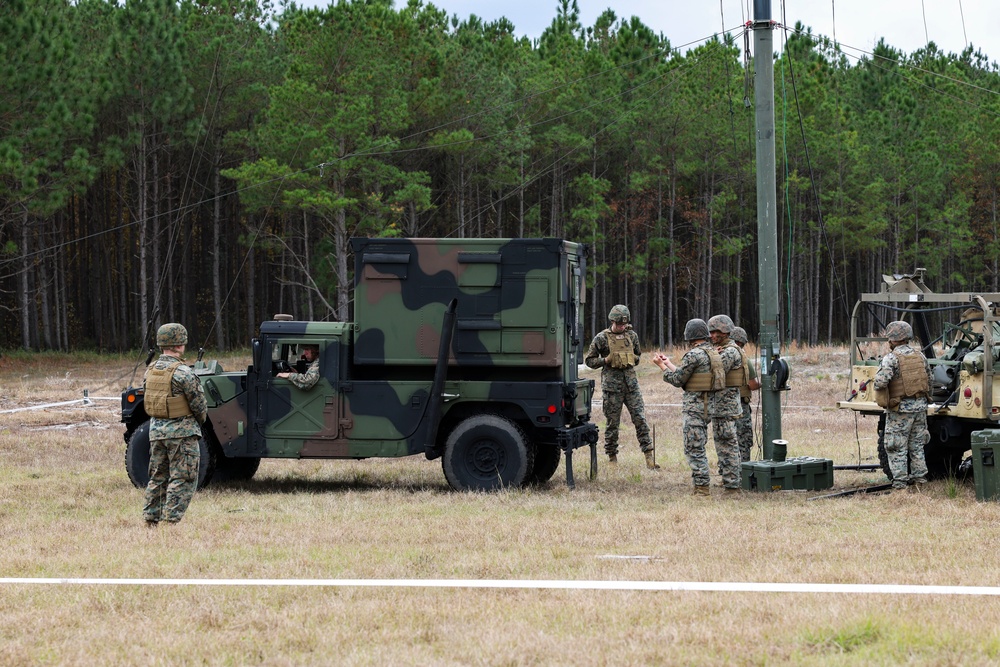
[
  {"x1": 277, "y1": 344, "x2": 320, "y2": 390},
  {"x1": 143, "y1": 323, "x2": 208, "y2": 526},
  {"x1": 873, "y1": 320, "x2": 931, "y2": 491},
  {"x1": 707, "y1": 315, "x2": 744, "y2": 488},
  {"x1": 731, "y1": 326, "x2": 761, "y2": 461},
  {"x1": 653, "y1": 318, "x2": 739, "y2": 495},
  {"x1": 585, "y1": 305, "x2": 658, "y2": 468}
]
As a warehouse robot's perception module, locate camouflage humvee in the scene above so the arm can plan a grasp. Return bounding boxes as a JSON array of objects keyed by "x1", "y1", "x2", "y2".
[{"x1": 121, "y1": 238, "x2": 599, "y2": 491}]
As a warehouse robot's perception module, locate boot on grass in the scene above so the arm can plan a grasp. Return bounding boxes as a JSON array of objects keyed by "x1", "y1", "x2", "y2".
[{"x1": 644, "y1": 450, "x2": 661, "y2": 470}]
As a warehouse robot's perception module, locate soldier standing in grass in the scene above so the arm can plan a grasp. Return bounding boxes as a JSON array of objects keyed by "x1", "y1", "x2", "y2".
[
  {"x1": 653, "y1": 319, "x2": 725, "y2": 494},
  {"x1": 731, "y1": 326, "x2": 761, "y2": 461},
  {"x1": 873, "y1": 320, "x2": 931, "y2": 491},
  {"x1": 278, "y1": 344, "x2": 320, "y2": 390},
  {"x1": 143, "y1": 323, "x2": 208, "y2": 526},
  {"x1": 705, "y1": 315, "x2": 744, "y2": 489},
  {"x1": 585, "y1": 305, "x2": 659, "y2": 469}
]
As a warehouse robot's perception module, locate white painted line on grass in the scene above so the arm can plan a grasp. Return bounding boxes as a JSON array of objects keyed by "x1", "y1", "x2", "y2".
[{"x1": 2, "y1": 578, "x2": 1000, "y2": 596}]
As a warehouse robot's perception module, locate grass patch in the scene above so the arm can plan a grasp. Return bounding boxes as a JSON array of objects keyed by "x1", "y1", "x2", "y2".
[
  {"x1": 3, "y1": 349, "x2": 1000, "y2": 665},
  {"x1": 803, "y1": 618, "x2": 884, "y2": 654}
]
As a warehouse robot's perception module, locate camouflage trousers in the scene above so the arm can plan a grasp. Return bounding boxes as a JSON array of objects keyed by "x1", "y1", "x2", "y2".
[
  {"x1": 736, "y1": 401, "x2": 753, "y2": 462},
  {"x1": 602, "y1": 388, "x2": 653, "y2": 456},
  {"x1": 144, "y1": 436, "x2": 200, "y2": 523},
  {"x1": 683, "y1": 412, "x2": 741, "y2": 488},
  {"x1": 884, "y1": 410, "x2": 929, "y2": 489}
]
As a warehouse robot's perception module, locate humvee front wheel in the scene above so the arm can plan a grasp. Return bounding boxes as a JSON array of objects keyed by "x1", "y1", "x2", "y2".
[
  {"x1": 213, "y1": 455, "x2": 261, "y2": 483},
  {"x1": 443, "y1": 414, "x2": 533, "y2": 491},
  {"x1": 125, "y1": 421, "x2": 216, "y2": 490}
]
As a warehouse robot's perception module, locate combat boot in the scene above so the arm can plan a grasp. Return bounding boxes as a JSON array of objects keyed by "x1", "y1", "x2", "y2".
[
  {"x1": 608, "y1": 454, "x2": 617, "y2": 465},
  {"x1": 644, "y1": 450, "x2": 661, "y2": 470},
  {"x1": 693, "y1": 485, "x2": 710, "y2": 497},
  {"x1": 723, "y1": 487, "x2": 742, "y2": 497}
]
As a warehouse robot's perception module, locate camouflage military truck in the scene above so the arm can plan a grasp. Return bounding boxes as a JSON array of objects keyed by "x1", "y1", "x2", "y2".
[
  {"x1": 121, "y1": 237, "x2": 599, "y2": 491},
  {"x1": 837, "y1": 268, "x2": 1000, "y2": 479}
]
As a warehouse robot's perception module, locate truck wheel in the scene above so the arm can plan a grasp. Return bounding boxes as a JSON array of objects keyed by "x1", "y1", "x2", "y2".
[
  {"x1": 526, "y1": 444, "x2": 561, "y2": 485},
  {"x1": 923, "y1": 440, "x2": 966, "y2": 480},
  {"x1": 125, "y1": 421, "x2": 216, "y2": 490},
  {"x1": 877, "y1": 414, "x2": 893, "y2": 480},
  {"x1": 442, "y1": 414, "x2": 533, "y2": 491},
  {"x1": 213, "y1": 455, "x2": 262, "y2": 482}
]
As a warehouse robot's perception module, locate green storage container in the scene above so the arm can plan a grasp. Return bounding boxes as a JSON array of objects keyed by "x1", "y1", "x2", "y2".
[
  {"x1": 740, "y1": 456, "x2": 834, "y2": 492},
  {"x1": 971, "y1": 430, "x2": 1000, "y2": 501}
]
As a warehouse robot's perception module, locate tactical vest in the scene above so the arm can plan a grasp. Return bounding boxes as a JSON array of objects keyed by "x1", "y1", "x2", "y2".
[
  {"x1": 889, "y1": 353, "x2": 929, "y2": 398},
  {"x1": 875, "y1": 352, "x2": 928, "y2": 409},
  {"x1": 723, "y1": 343, "x2": 749, "y2": 389},
  {"x1": 684, "y1": 347, "x2": 725, "y2": 391},
  {"x1": 738, "y1": 353, "x2": 753, "y2": 401},
  {"x1": 145, "y1": 360, "x2": 194, "y2": 418},
  {"x1": 606, "y1": 331, "x2": 637, "y2": 369}
]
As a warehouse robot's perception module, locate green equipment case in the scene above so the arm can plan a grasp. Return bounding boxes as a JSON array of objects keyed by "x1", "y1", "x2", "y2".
[
  {"x1": 740, "y1": 456, "x2": 834, "y2": 492},
  {"x1": 971, "y1": 430, "x2": 1000, "y2": 501}
]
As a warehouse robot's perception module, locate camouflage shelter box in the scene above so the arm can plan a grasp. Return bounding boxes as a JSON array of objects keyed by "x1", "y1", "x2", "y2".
[{"x1": 352, "y1": 237, "x2": 585, "y2": 369}]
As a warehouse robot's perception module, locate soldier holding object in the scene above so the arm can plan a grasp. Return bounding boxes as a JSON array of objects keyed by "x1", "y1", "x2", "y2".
[{"x1": 653, "y1": 318, "x2": 739, "y2": 495}]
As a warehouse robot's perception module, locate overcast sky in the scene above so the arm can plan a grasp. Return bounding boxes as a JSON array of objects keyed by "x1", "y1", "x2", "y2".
[{"x1": 385, "y1": 0, "x2": 999, "y2": 64}]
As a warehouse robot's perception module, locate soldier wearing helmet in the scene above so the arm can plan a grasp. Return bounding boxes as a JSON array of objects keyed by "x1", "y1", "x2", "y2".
[
  {"x1": 142, "y1": 323, "x2": 208, "y2": 527},
  {"x1": 652, "y1": 317, "x2": 740, "y2": 495},
  {"x1": 873, "y1": 319, "x2": 931, "y2": 491},
  {"x1": 585, "y1": 305, "x2": 658, "y2": 469},
  {"x1": 730, "y1": 326, "x2": 761, "y2": 462},
  {"x1": 707, "y1": 315, "x2": 746, "y2": 488}
]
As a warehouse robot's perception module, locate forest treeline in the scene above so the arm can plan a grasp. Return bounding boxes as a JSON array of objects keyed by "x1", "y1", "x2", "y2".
[{"x1": 2, "y1": 0, "x2": 999, "y2": 352}]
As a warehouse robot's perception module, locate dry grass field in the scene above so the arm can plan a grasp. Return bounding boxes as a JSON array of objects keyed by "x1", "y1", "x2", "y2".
[{"x1": 3, "y1": 345, "x2": 1000, "y2": 666}]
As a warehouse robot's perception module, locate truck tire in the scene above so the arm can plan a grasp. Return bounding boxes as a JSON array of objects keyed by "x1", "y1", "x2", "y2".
[
  {"x1": 526, "y1": 444, "x2": 561, "y2": 485},
  {"x1": 923, "y1": 440, "x2": 966, "y2": 479},
  {"x1": 442, "y1": 414, "x2": 533, "y2": 491},
  {"x1": 877, "y1": 413, "x2": 893, "y2": 481},
  {"x1": 125, "y1": 421, "x2": 216, "y2": 490},
  {"x1": 213, "y1": 454, "x2": 262, "y2": 483}
]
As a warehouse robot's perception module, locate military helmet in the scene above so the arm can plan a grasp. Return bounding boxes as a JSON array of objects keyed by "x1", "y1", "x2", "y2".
[
  {"x1": 707, "y1": 314, "x2": 734, "y2": 335},
  {"x1": 683, "y1": 318, "x2": 710, "y2": 341},
  {"x1": 732, "y1": 326, "x2": 749, "y2": 345},
  {"x1": 608, "y1": 304, "x2": 630, "y2": 324},
  {"x1": 884, "y1": 320, "x2": 913, "y2": 343},
  {"x1": 156, "y1": 323, "x2": 188, "y2": 347}
]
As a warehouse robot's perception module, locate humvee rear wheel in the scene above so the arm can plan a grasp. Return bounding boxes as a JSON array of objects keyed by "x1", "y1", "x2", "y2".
[
  {"x1": 526, "y1": 444, "x2": 561, "y2": 485},
  {"x1": 125, "y1": 421, "x2": 216, "y2": 490},
  {"x1": 443, "y1": 414, "x2": 533, "y2": 491}
]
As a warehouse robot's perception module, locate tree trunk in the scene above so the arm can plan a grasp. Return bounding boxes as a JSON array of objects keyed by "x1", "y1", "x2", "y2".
[
  {"x1": 137, "y1": 135, "x2": 149, "y2": 342},
  {"x1": 213, "y1": 155, "x2": 225, "y2": 351},
  {"x1": 19, "y1": 210, "x2": 32, "y2": 350},
  {"x1": 246, "y1": 218, "x2": 257, "y2": 341}
]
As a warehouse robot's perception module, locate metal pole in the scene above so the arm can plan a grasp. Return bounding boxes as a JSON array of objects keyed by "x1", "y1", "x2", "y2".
[{"x1": 752, "y1": 0, "x2": 783, "y2": 458}]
